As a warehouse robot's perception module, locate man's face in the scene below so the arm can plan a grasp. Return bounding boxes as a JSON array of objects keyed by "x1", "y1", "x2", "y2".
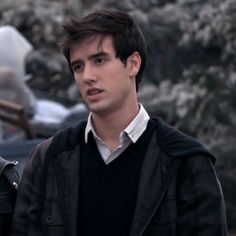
[{"x1": 69, "y1": 35, "x2": 138, "y2": 116}]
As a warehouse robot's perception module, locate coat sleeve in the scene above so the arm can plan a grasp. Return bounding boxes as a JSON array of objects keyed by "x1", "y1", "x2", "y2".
[
  {"x1": 0, "y1": 175, "x2": 15, "y2": 236},
  {"x1": 11, "y1": 138, "x2": 52, "y2": 236},
  {"x1": 176, "y1": 155, "x2": 228, "y2": 236},
  {"x1": 0, "y1": 164, "x2": 19, "y2": 236}
]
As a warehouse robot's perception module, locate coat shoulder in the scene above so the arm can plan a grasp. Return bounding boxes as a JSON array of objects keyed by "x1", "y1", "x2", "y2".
[{"x1": 151, "y1": 117, "x2": 215, "y2": 163}]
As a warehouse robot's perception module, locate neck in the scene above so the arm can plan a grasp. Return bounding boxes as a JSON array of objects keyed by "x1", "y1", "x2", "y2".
[{"x1": 91, "y1": 102, "x2": 139, "y2": 151}]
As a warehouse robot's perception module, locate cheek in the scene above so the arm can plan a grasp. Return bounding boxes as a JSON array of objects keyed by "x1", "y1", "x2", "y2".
[
  {"x1": 74, "y1": 77, "x2": 85, "y2": 95},
  {"x1": 74, "y1": 76, "x2": 82, "y2": 88}
]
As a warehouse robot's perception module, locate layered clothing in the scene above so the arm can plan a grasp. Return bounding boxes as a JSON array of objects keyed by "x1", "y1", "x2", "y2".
[{"x1": 11, "y1": 118, "x2": 228, "y2": 236}]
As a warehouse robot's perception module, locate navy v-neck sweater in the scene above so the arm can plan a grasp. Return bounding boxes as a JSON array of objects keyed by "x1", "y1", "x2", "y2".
[{"x1": 77, "y1": 120, "x2": 156, "y2": 236}]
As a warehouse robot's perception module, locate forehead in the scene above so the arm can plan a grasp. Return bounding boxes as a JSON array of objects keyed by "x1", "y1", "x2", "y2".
[{"x1": 69, "y1": 35, "x2": 115, "y2": 59}]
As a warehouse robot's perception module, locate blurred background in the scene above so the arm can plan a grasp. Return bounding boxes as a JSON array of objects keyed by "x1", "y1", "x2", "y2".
[{"x1": 0, "y1": 0, "x2": 235, "y2": 233}]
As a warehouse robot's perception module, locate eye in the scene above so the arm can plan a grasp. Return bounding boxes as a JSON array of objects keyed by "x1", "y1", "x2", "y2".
[
  {"x1": 72, "y1": 63, "x2": 84, "y2": 73},
  {"x1": 94, "y1": 58, "x2": 105, "y2": 65}
]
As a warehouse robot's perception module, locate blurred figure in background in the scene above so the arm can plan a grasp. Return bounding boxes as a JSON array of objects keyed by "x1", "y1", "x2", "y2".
[{"x1": 0, "y1": 26, "x2": 36, "y2": 141}]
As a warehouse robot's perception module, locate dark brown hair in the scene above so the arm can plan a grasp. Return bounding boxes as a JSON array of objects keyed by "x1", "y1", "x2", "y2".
[{"x1": 59, "y1": 9, "x2": 147, "y2": 90}]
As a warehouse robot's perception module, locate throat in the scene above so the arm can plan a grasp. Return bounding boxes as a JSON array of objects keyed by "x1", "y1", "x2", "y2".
[{"x1": 105, "y1": 139, "x2": 120, "y2": 152}]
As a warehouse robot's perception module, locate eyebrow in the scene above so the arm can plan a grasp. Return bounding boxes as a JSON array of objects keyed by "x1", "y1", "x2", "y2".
[
  {"x1": 88, "y1": 51, "x2": 109, "y2": 60},
  {"x1": 70, "y1": 51, "x2": 110, "y2": 68}
]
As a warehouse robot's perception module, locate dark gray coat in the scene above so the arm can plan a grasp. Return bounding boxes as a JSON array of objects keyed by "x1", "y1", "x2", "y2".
[{"x1": 11, "y1": 119, "x2": 228, "y2": 236}]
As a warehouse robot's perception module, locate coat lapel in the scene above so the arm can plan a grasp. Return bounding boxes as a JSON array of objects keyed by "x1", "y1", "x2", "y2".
[
  {"x1": 54, "y1": 145, "x2": 81, "y2": 236},
  {"x1": 129, "y1": 134, "x2": 173, "y2": 236}
]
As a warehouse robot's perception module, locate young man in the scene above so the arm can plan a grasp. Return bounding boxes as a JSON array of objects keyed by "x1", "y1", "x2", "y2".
[{"x1": 11, "y1": 9, "x2": 228, "y2": 236}]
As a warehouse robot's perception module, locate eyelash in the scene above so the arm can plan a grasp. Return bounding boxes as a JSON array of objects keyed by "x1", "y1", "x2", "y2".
[
  {"x1": 95, "y1": 58, "x2": 105, "y2": 64},
  {"x1": 72, "y1": 58, "x2": 106, "y2": 72},
  {"x1": 73, "y1": 64, "x2": 83, "y2": 72}
]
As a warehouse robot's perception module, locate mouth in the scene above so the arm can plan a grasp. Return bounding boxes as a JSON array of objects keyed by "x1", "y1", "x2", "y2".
[{"x1": 86, "y1": 88, "x2": 103, "y2": 99}]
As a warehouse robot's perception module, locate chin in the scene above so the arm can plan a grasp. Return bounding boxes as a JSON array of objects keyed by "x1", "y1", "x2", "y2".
[{"x1": 89, "y1": 103, "x2": 112, "y2": 116}]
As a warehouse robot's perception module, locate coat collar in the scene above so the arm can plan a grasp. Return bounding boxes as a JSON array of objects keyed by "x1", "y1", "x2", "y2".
[{"x1": 0, "y1": 155, "x2": 16, "y2": 175}]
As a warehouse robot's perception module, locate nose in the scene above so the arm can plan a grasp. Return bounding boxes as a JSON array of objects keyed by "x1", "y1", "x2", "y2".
[{"x1": 83, "y1": 64, "x2": 97, "y2": 83}]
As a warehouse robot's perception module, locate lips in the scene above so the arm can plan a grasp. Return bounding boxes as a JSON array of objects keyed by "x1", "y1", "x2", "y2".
[{"x1": 86, "y1": 88, "x2": 103, "y2": 98}]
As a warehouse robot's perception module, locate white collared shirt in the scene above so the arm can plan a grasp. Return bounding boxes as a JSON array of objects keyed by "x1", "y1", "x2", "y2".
[{"x1": 85, "y1": 104, "x2": 150, "y2": 164}]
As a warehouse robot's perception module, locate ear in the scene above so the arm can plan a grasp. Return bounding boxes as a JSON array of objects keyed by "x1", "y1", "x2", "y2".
[{"x1": 127, "y1": 52, "x2": 141, "y2": 78}]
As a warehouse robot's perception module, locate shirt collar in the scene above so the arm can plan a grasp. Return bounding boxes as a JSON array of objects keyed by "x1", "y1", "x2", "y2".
[{"x1": 85, "y1": 104, "x2": 150, "y2": 143}]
